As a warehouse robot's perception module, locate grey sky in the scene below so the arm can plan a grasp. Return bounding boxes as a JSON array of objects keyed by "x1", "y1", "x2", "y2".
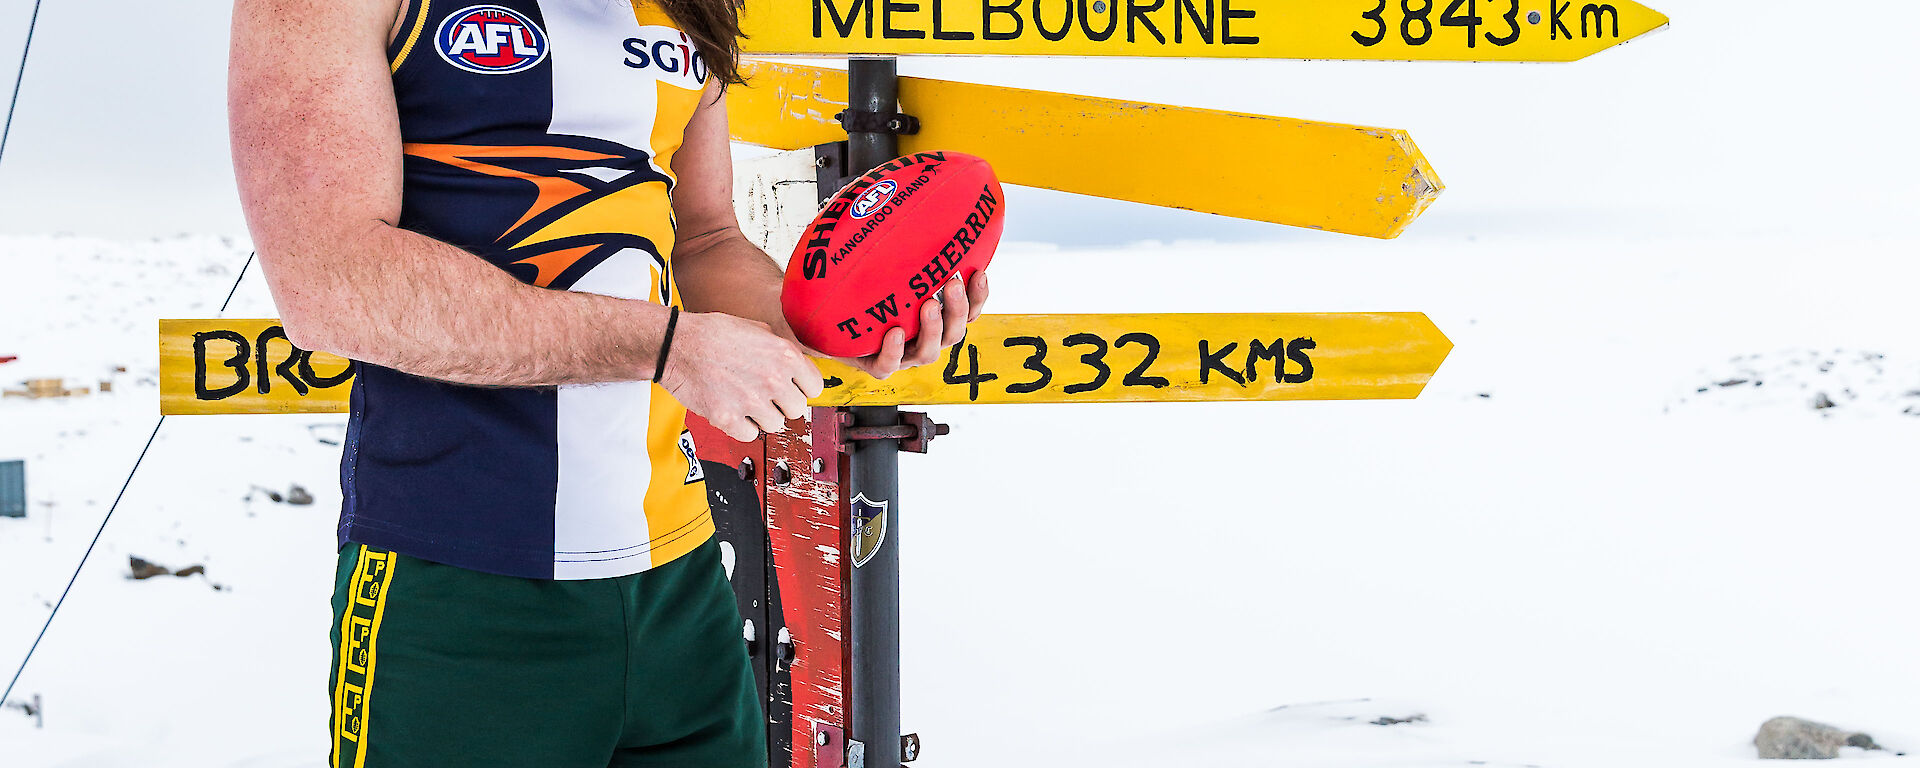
[{"x1": 0, "y1": 0, "x2": 1913, "y2": 243}]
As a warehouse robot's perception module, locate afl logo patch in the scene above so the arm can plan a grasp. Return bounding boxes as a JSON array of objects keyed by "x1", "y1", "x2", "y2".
[
  {"x1": 436, "y1": 5, "x2": 548, "y2": 75},
  {"x1": 850, "y1": 179, "x2": 898, "y2": 219}
]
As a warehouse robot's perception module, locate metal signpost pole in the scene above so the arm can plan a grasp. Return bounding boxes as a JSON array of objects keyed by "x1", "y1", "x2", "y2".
[{"x1": 843, "y1": 56, "x2": 903, "y2": 768}]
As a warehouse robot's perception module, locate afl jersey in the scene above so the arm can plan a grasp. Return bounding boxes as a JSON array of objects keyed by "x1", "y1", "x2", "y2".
[{"x1": 335, "y1": 0, "x2": 715, "y2": 579}]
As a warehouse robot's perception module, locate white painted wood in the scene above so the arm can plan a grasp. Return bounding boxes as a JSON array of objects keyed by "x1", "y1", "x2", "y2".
[{"x1": 732, "y1": 148, "x2": 821, "y2": 270}]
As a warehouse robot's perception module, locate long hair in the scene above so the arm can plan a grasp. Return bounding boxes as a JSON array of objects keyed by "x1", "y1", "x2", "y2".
[{"x1": 655, "y1": 0, "x2": 748, "y2": 87}]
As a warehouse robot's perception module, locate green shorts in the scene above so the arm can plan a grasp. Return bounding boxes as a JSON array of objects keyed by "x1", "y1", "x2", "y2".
[{"x1": 327, "y1": 538, "x2": 766, "y2": 768}]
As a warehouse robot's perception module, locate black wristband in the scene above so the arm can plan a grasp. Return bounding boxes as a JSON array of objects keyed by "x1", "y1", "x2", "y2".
[{"x1": 653, "y1": 306, "x2": 680, "y2": 384}]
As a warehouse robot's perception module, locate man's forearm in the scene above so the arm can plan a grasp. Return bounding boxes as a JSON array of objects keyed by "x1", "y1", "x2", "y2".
[
  {"x1": 672, "y1": 228, "x2": 796, "y2": 341},
  {"x1": 267, "y1": 221, "x2": 668, "y2": 388}
]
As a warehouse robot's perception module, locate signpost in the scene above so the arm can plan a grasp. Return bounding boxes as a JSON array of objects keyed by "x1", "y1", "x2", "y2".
[
  {"x1": 151, "y1": 0, "x2": 1674, "y2": 759},
  {"x1": 155, "y1": 314, "x2": 1451, "y2": 414},
  {"x1": 740, "y1": 0, "x2": 1667, "y2": 61},
  {"x1": 728, "y1": 61, "x2": 1442, "y2": 238}
]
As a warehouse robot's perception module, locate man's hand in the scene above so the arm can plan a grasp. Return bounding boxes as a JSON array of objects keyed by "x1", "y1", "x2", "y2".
[
  {"x1": 662, "y1": 312, "x2": 825, "y2": 442},
  {"x1": 823, "y1": 271, "x2": 990, "y2": 380}
]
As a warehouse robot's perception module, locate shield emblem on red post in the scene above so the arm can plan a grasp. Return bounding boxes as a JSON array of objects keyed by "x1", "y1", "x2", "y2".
[{"x1": 850, "y1": 493, "x2": 888, "y2": 568}]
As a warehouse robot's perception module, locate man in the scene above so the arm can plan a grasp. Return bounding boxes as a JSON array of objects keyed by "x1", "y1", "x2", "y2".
[{"x1": 228, "y1": 0, "x2": 988, "y2": 764}]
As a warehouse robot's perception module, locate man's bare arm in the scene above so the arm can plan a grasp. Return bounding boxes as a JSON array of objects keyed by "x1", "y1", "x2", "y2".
[
  {"x1": 668, "y1": 85, "x2": 799, "y2": 332},
  {"x1": 230, "y1": 0, "x2": 664, "y2": 387}
]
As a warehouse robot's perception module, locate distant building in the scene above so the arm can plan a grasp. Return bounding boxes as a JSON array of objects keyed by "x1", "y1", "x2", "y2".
[{"x1": 0, "y1": 460, "x2": 24, "y2": 518}]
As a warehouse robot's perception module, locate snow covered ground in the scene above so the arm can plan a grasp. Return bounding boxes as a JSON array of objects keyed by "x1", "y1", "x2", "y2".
[
  {"x1": 4, "y1": 227, "x2": 1916, "y2": 767},
  {"x1": 3, "y1": 0, "x2": 1918, "y2": 765}
]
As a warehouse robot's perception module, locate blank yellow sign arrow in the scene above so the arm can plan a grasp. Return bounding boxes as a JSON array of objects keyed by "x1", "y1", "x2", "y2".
[
  {"x1": 158, "y1": 314, "x2": 1450, "y2": 414},
  {"x1": 729, "y1": 61, "x2": 1442, "y2": 238},
  {"x1": 740, "y1": 0, "x2": 1668, "y2": 61}
]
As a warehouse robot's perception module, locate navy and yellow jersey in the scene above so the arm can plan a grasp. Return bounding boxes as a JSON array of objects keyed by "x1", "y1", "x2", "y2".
[{"x1": 337, "y1": 0, "x2": 715, "y2": 579}]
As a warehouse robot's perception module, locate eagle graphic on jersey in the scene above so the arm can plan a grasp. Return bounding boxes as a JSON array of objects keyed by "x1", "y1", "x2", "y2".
[{"x1": 404, "y1": 139, "x2": 679, "y2": 301}]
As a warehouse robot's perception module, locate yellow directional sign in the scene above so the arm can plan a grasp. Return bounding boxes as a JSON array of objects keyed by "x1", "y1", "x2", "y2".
[
  {"x1": 730, "y1": 61, "x2": 1441, "y2": 238},
  {"x1": 159, "y1": 319, "x2": 358, "y2": 415},
  {"x1": 740, "y1": 0, "x2": 1667, "y2": 61},
  {"x1": 814, "y1": 312, "x2": 1451, "y2": 404},
  {"x1": 160, "y1": 314, "x2": 1449, "y2": 414}
]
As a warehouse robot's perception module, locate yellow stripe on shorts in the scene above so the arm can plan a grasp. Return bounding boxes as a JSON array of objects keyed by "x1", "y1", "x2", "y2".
[{"x1": 333, "y1": 546, "x2": 397, "y2": 768}]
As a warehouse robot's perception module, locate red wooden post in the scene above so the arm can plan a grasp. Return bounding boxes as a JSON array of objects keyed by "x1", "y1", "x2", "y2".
[
  {"x1": 688, "y1": 411, "x2": 847, "y2": 768},
  {"x1": 766, "y1": 414, "x2": 848, "y2": 766}
]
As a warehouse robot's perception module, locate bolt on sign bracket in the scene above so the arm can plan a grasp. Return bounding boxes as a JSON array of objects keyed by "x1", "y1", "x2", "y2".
[
  {"x1": 809, "y1": 407, "x2": 848, "y2": 482},
  {"x1": 813, "y1": 141, "x2": 851, "y2": 206},
  {"x1": 834, "y1": 109, "x2": 920, "y2": 136},
  {"x1": 811, "y1": 723, "x2": 847, "y2": 768}
]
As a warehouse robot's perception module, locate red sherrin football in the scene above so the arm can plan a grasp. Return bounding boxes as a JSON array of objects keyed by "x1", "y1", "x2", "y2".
[{"x1": 782, "y1": 151, "x2": 1005, "y2": 358}]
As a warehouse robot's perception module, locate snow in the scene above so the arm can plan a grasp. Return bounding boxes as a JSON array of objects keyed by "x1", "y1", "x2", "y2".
[
  {"x1": 1, "y1": 236, "x2": 342, "y2": 766},
  {"x1": 7, "y1": 228, "x2": 1918, "y2": 766},
  {"x1": 892, "y1": 233, "x2": 1920, "y2": 768},
  {"x1": 3, "y1": 0, "x2": 1919, "y2": 765}
]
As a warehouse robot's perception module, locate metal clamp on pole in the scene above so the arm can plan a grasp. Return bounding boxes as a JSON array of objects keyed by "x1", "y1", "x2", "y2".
[
  {"x1": 844, "y1": 413, "x2": 949, "y2": 455},
  {"x1": 810, "y1": 409, "x2": 951, "y2": 483},
  {"x1": 833, "y1": 109, "x2": 920, "y2": 136}
]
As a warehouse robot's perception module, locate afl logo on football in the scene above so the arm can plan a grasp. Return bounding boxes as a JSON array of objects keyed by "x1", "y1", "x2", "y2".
[
  {"x1": 436, "y1": 5, "x2": 548, "y2": 75},
  {"x1": 850, "y1": 180, "x2": 898, "y2": 219}
]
